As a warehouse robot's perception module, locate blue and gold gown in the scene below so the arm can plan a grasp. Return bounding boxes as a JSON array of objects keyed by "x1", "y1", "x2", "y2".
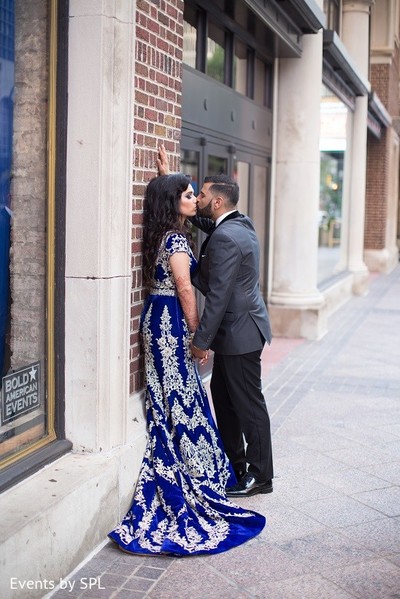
[{"x1": 108, "y1": 232, "x2": 265, "y2": 555}]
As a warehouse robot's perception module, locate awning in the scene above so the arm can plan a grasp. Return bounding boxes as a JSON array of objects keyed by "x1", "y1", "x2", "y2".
[
  {"x1": 274, "y1": 0, "x2": 326, "y2": 33},
  {"x1": 243, "y1": 0, "x2": 304, "y2": 57},
  {"x1": 368, "y1": 91, "x2": 392, "y2": 139},
  {"x1": 323, "y1": 30, "x2": 370, "y2": 109}
]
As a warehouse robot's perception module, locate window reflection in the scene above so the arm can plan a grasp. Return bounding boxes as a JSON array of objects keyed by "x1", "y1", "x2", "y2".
[
  {"x1": 183, "y1": 9, "x2": 197, "y2": 68},
  {"x1": 208, "y1": 154, "x2": 227, "y2": 176},
  {"x1": 254, "y1": 57, "x2": 266, "y2": 105},
  {"x1": 183, "y1": 4, "x2": 273, "y2": 105},
  {"x1": 0, "y1": 0, "x2": 52, "y2": 467},
  {"x1": 233, "y1": 39, "x2": 247, "y2": 95},
  {"x1": 318, "y1": 85, "x2": 347, "y2": 283},
  {"x1": 180, "y1": 148, "x2": 199, "y2": 195},
  {"x1": 207, "y1": 22, "x2": 225, "y2": 83},
  {"x1": 252, "y1": 165, "x2": 267, "y2": 293},
  {"x1": 233, "y1": 160, "x2": 249, "y2": 215},
  {"x1": 254, "y1": 58, "x2": 272, "y2": 107}
]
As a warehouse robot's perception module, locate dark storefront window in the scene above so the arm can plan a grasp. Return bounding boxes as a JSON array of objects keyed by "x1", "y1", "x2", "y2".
[
  {"x1": 183, "y1": 3, "x2": 272, "y2": 106},
  {"x1": 0, "y1": 0, "x2": 69, "y2": 490},
  {"x1": 233, "y1": 38, "x2": 248, "y2": 95},
  {"x1": 183, "y1": 5, "x2": 197, "y2": 68},
  {"x1": 0, "y1": 0, "x2": 13, "y2": 385},
  {"x1": 206, "y1": 21, "x2": 225, "y2": 83},
  {"x1": 318, "y1": 85, "x2": 347, "y2": 283}
]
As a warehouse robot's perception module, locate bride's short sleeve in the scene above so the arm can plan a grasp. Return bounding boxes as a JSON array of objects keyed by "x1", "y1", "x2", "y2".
[{"x1": 164, "y1": 233, "x2": 190, "y2": 257}]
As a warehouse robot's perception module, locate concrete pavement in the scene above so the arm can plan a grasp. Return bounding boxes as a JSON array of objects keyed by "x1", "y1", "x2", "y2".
[{"x1": 48, "y1": 265, "x2": 400, "y2": 599}]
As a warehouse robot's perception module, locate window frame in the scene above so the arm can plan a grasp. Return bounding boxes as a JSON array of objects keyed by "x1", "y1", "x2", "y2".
[
  {"x1": 324, "y1": 0, "x2": 341, "y2": 34},
  {"x1": 0, "y1": 0, "x2": 71, "y2": 493},
  {"x1": 183, "y1": 1, "x2": 273, "y2": 105}
]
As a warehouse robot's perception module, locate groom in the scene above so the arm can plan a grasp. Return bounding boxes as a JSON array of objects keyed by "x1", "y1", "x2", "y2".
[{"x1": 158, "y1": 148, "x2": 273, "y2": 497}]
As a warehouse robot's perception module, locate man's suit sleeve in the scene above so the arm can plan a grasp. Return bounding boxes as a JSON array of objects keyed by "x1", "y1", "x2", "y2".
[
  {"x1": 192, "y1": 233, "x2": 241, "y2": 350},
  {"x1": 190, "y1": 215, "x2": 214, "y2": 234}
]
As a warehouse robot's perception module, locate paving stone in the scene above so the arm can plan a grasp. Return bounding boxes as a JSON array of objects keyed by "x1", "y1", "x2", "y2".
[
  {"x1": 294, "y1": 496, "x2": 384, "y2": 528},
  {"x1": 289, "y1": 431, "x2": 362, "y2": 453},
  {"x1": 323, "y1": 445, "x2": 397, "y2": 470},
  {"x1": 273, "y1": 530, "x2": 374, "y2": 572},
  {"x1": 275, "y1": 449, "x2": 350, "y2": 477},
  {"x1": 245, "y1": 501, "x2": 327, "y2": 543},
  {"x1": 380, "y1": 424, "x2": 400, "y2": 438},
  {"x1": 50, "y1": 590, "x2": 82, "y2": 599},
  {"x1": 79, "y1": 588, "x2": 114, "y2": 598},
  {"x1": 114, "y1": 591, "x2": 146, "y2": 598},
  {"x1": 134, "y1": 566, "x2": 164, "y2": 581},
  {"x1": 272, "y1": 475, "x2": 342, "y2": 505},
  {"x1": 255, "y1": 573, "x2": 356, "y2": 599},
  {"x1": 352, "y1": 486, "x2": 400, "y2": 517},
  {"x1": 333, "y1": 425, "x2": 400, "y2": 449},
  {"x1": 361, "y1": 460, "x2": 400, "y2": 486},
  {"x1": 323, "y1": 557, "x2": 400, "y2": 599},
  {"x1": 385, "y1": 553, "x2": 400, "y2": 568},
  {"x1": 207, "y1": 541, "x2": 311, "y2": 587},
  {"x1": 122, "y1": 576, "x2": 155, "y2": 592},
  {"x1": 145, "y1": 558, "x2": 245, "y2": 599},
  {"x1": 311, "y1": 466, "x2": 393, "y2": 495},
  {"x1": 336, "y1": 517, "x2": 400, "y2": 554}
]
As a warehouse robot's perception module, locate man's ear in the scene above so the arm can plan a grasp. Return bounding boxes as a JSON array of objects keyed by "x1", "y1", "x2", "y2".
[{"x1": 214, "y1": 196, "x2": 224, "y2": 208}]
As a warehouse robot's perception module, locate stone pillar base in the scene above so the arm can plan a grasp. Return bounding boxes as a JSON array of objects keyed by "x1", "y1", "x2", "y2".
[
  {"x1": 364, "y1": 248, "x2": 399, "y2": 274},
  {"x1": 351, "y1": 269, "x2": 369, "y2": 295},
  {"x1": 268, "y1": 303, "x2": 328, "y2": 340}
]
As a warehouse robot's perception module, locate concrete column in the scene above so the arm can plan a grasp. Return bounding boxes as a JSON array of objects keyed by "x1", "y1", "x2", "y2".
[
  {"x1": 65, "y1": 1, "x2": 135, "y2": 451},
  {"x1": 269, "y1": 31, "x2": 327, "y2": 340},
  {"x1": 342, "y1": 0, "x2": 374, "y2": 293}
]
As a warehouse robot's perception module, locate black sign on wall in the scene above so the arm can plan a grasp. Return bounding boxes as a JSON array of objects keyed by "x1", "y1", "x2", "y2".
[{"x1": 1, "y1": 362, "x2": 41, "y2": 424}]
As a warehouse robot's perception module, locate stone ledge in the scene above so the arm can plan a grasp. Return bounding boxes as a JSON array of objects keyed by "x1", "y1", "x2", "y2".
[
  {"x1": 364, "y1": 247, "x2": 399, "y2": 274},
  {"x1": 268, "y1": 302, "x2": 328, "y2": 340},
  {"x1": 0, "y1": 442, "x2": 144, "y2": 599},
  {"x1": 320, "y1": 271, "x2": 354, "y2": 316}
]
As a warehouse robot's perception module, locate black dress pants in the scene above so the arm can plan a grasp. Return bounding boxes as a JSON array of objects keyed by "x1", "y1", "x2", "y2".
[{"x1": 210, "y1": 349, "x2": 273, "y2": 482}]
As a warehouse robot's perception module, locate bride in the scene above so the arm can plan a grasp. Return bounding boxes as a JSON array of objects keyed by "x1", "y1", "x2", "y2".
[{"x1": 108, "y1": 171, "x2": 265, "y2": 556}]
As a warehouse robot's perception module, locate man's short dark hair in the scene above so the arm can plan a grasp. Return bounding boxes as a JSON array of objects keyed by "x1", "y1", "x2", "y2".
[{"x1": 204, "y1": 174, "x2": 239, "y2": 207}]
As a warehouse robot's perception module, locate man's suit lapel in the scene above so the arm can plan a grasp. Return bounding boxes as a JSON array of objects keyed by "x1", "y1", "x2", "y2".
[
  {"x1": 218, "y1": 210, "x2": 240, "y2": 225},
  {"x1": 198, "y1": 210, "x2": 240, "y2": 261}
]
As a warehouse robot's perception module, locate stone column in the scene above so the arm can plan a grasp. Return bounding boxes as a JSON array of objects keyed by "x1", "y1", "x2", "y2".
[
  {"x1": 65, "y1": 1, "x2": 134, "y2": 452},
  {"x1": 269, "y1": 30, "x2": 326, "y2": 340},
  {"x1": 341, "y1": 0, "x2": 374, "y2": 293}
]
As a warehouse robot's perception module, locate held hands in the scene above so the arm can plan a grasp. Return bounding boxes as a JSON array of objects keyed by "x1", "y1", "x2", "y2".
[
  {"x1": 190, "y1": 341, "x2": 209, "y2": 366},
  {"x1": 157, "y1": 144, "x2": 169, "y2": 176}
]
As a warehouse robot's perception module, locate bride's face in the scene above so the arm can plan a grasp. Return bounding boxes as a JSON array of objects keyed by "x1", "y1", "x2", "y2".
[{"x1": 179, "y1": 184, "x2": 197, "y2": 218}]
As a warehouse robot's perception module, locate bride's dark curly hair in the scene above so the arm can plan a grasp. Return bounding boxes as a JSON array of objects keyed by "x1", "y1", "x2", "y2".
[{"x1": 142, "y1": 174, "x2": 193, "y2": 290}]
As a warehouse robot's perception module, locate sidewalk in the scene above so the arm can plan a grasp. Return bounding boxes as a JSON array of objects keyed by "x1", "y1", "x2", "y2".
[{"x1": 49, "y1": 266, "x2": 400, "y2": 599}]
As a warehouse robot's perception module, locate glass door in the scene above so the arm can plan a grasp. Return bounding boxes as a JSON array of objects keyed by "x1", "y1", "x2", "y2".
[
  {"x1": 181, "y1": 137, "x2": 270, "y2": 294},
  {"x1": 180, "y1": 135, "x2": 271, "y2": 375},
  {"x1": 234, "y1": 150, "x2": 270, "y2": 296}
]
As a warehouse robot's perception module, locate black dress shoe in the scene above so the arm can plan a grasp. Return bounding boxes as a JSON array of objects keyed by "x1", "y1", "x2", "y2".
[
  {"x1": 234, "y1": 469, "x2": 246, "y2": 481},
  {"x1": 226, "y1": 473, "x2": 273, "y2": 497}
]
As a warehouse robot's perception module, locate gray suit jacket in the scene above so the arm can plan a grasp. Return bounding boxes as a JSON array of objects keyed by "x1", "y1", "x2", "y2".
[{"x1": 191, "y1": 212, "x2": 272, "y2": 355}]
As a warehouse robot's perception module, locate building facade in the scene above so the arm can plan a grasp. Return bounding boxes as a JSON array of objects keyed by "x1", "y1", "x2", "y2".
[{"x1": 0, "y1": 0, "x2": 399, "y2": 594}]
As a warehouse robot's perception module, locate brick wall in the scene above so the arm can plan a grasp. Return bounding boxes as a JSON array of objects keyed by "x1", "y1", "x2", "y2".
[
  {"x1": 365, "y1": 129, "x2": 389, "y2": 248},
  {"x1": 366, "y1": 33, "x2": 400, "y2": 251},
  {"x1": 130, "y1": 0, "x2": 184, "y2": 394}
]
